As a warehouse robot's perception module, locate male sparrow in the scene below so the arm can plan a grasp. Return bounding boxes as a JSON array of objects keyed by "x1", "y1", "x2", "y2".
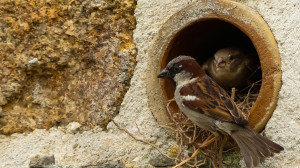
[
  {"x1": 202, "y1": 46, "x2": 259, "y2": 89},
  {"x1": 158, "y1": 56, "x2": 283, "y2": 168}
]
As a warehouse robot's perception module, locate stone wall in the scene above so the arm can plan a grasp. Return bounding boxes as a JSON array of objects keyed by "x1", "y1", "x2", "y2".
[
  {"x1": 0, "y1": 0, "x2": 299, "y2": 167},
  {"x1": 0, "y1": 0, "x2": 137, "y2": 135}
]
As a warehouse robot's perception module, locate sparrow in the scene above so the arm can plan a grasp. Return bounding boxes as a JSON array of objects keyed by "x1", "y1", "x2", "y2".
[
  {"x1": 158, "y1": 56, "x2": 283, "y2": 168},
  {"x1": 202, "y1": 46, "x2": 259, "y2": 89}
]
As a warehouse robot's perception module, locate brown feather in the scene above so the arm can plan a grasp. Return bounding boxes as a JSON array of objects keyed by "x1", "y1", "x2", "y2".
[
  {"x1": 179, "y1": 59, "x2": 206, "y2": 78},
  {"x1": 161, "y1": 56, "x2": 283, "y2": 168},
  {"x1": 180, "y1": 75, "x2": 248, "y2": 125},
  {"x1": 231, "y1": 128, "x2": 284, "y2": 168}
]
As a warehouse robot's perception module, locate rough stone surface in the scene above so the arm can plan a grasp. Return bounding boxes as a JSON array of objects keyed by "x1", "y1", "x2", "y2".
[
  {"x1": 148, "y1": 153, "x2": 175, "y2": 167},
  {"x1": 80, "y1": 160, "x2": 124, "y2": 168},
  {"x1": 0, "y1": 0, "x2": 299, "y2": 168},
  {"x1": 0, "y1": 0, "x2": 137, "y2": 135},
  {"x1": 29, "y1": 154, "x2": 55, "y2": 168},
  {"x1": 66, "y1": 122, "x2": 82, "y2": 134},
  {"x1": 242, "y1": 1, "x2": 300, "y2": 167}
]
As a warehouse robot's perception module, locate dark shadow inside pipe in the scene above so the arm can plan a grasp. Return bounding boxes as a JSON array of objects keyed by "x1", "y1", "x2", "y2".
[{"x1": 162, "y1": 19, "x2": 261, "y2": 106}]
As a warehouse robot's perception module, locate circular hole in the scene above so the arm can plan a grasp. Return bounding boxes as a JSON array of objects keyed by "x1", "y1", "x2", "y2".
[
  {"x1": 161, "y1": 19, "x2": 262, "y2": 124},
  {"x1": 147, "y1": 0, "x2": 281, "y2": 134}
]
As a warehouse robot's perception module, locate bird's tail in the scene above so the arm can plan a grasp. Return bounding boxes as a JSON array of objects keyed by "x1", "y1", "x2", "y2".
[{"x1": 231, "y1": 128, "x2": 283, "y2": 168}]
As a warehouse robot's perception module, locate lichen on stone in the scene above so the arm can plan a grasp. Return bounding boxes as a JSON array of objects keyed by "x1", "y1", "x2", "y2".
[{"x1": 0, "y1": 0, "x2": 137, "y2": 135}]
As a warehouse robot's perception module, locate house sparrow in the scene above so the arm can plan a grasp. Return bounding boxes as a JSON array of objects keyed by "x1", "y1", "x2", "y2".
[
  {"x1": 202, "y1": 46, "x2": 259, "y2": 89},
  {"x1": 158, "y1": 56, "x2": 283, "y2": 168}
]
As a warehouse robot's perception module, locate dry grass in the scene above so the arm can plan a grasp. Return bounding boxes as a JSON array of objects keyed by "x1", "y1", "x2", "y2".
[
  {"x1": 164, "y1": 79, "x2": 261, "y2": 168},
  {"x1": 113, "y1": 70, "x2": 261, "y2": 168},
  {"x1": 234, "y1": 79, "x2": 261, "y2": 119}
]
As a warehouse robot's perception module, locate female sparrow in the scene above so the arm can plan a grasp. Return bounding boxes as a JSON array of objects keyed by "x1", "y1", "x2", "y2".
[{"x1": 202, "y1": 46, "x2": 259, "y2": 89}]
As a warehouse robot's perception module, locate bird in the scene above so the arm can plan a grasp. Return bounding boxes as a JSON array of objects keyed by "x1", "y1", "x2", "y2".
[
  {"x1": 202, "y1": 46, "x2": 259, "y2": 89},
  {"x1": 157, "y1": 56, "x2": 283, "y2": 168}
]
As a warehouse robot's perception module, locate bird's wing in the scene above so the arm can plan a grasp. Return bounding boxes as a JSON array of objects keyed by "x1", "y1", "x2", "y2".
[{"x1": 180, "y1": 76, "x2": 248, "y2": 125}]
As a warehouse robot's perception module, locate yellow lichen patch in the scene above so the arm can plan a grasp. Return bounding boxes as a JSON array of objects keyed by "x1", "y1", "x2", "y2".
[
  {"x1": 167, "y1": 145, "x2": 178, "y2": 156},
  {"x1": 0, "y1": 0, "x2": 137, "y2": 135}
]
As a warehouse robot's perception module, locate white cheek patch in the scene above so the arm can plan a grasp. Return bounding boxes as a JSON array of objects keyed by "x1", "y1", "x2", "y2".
[{"x1": 182, "y1": 95, "x2": 199, "y2": 101}]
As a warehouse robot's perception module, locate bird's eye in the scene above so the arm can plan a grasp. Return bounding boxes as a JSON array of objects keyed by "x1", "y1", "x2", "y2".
[
  {"x1": 173, "y1": 64, "x2": 182, "y2": 72},
  {"x1": 229, "y1": 55, "x2": 234, "y2": 61}
]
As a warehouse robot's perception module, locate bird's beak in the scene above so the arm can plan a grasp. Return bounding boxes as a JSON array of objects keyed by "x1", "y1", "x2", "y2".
[
  {"x1": 215, "y1": 58, "x2": 226, "y2": 68},
  {"x1": 157, "y1": 69, "x2": 169, "y2": 78}
]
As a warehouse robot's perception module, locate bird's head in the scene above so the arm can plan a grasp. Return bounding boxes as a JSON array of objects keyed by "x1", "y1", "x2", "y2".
[
  {"x1": 214, "y1": 47, "x2": 241, "y2": 68},
  {"x1": 157, "y1": 56, "x2": 206, "y2": 85}
]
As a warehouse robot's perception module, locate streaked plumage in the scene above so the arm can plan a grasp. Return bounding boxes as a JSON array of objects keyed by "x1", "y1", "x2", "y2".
[{"x1": 158, "y1": 56, "x2": 283, "y2": 167}]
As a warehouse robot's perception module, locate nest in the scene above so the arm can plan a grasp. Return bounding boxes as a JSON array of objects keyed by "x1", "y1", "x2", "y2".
[{"x1": 165, "y1": 78, "x2": 261, "y2": 168}]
